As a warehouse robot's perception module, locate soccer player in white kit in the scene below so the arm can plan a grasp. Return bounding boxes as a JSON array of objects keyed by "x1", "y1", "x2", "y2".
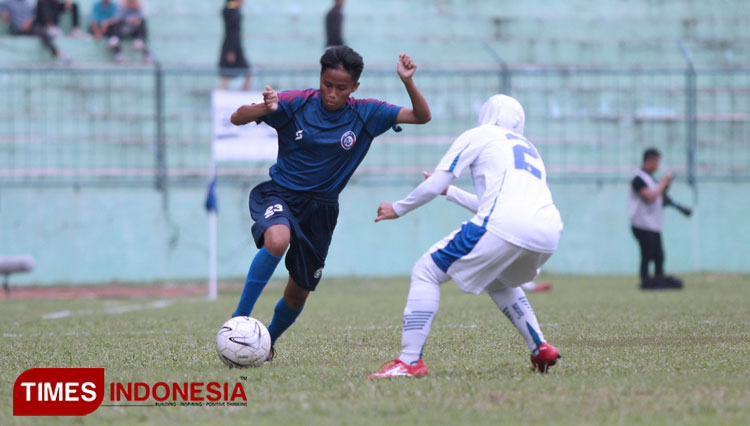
[{"x1": 368, "y1": 94, "x2": 563, "y2": 378}]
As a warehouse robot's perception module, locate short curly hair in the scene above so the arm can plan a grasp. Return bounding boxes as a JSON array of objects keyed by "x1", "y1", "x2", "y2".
[{"x1": 320, "y1": 46, "x2": 364, "y2": 82}]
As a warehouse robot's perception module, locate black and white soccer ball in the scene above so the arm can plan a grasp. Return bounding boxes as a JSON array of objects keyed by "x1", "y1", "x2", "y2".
[{"x1": 216, "y1": 316, "x2": 271, "y2": 368}]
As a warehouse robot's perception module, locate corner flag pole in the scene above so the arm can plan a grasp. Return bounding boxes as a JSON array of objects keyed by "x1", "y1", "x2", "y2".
[{"x1": 206, "y1": 162, "x2": 218, "y2": 301}]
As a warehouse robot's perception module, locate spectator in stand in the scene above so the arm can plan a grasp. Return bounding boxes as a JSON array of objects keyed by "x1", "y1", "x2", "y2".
[
  {"x1": 108, "y1": 0, "x2": 152, "y2": 63},
  {"x1": 35, "y1": 0, "x2": 85, "y2": 38},
  {"x1": 218, "y1": 0, "x2": 251, "y2": 90},
  {"x1": 325, "y1": 0, "x2": 344, "y2": 47},
  {"x1": 88, "y1": 0, "x2": 118, "y2": 41},
  {"x1": 0, "y1": 0, "x2": 64, "y2": 59}
]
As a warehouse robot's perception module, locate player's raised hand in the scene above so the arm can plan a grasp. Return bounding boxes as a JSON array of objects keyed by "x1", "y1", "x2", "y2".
[
  {"x1": 263, "y1": 86, "x2": 278, "y2": 112},
  {"x1": 422, "y1": 171, "x2": 449, "y2": 196},
  {"x1": 375, "y1": 201, "x2": 399, "y2": 222},
  {"x1": 397, "y1": 53, "x2": 417, "y2": 82}
]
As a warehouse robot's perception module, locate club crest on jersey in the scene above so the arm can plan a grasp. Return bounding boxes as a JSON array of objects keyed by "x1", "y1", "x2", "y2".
[{"x1": 340, "y1": 130, "x2": 356, "y2": 150}]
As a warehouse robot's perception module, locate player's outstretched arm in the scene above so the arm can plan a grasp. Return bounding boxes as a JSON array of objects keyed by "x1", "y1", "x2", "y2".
[
  {"x1": 446, "y1": 186, "x2": 479, "y2": 213},
  {"x1": 374, "y1": 201, "x2": 398, "y2": 222},
  {"x1": 422, "y1": 171, "x2": 478, "y2": 213},
  {"x1": 230, "y1": 86, "x2": 278, "y2": 126},
  {"x1": 394, "y1": 53, "x2": 431, "y2": 125},
  {"x1": 375, "y1": 171, "x2": 455, "y2": 223}
]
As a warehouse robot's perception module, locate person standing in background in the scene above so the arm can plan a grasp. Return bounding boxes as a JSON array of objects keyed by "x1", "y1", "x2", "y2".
[
  {"x1": 325, "y1": 0, "x2": 344, "y2": 47},
  {"x1": 219, "y1": 0, "x2": 251, "y2": 90},
  {"x1": 629, "y1": 148, "x2": 684, "y2": 290}
]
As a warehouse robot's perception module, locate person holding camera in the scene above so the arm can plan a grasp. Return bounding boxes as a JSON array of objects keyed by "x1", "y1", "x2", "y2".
[{"x1": 629, "y1": 148, "x2": 691, "y2": 290}]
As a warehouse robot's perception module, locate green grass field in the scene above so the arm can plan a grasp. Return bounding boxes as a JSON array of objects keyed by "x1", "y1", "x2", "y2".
[{"x1": 2, "y1": 275, "x2": 749, "y2": 425}]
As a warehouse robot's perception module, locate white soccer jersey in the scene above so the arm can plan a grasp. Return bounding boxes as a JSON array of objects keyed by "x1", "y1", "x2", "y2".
[{"x1": 435, "y1": 124, "x2": 563, "y2": 253}]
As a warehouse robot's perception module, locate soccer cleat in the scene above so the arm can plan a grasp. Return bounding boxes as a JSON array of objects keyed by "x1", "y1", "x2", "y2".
[
  {"x1": 530, "y1": 282, "x2": 552, "y2": 292},
  {"x1": 530, "y1": 342, "x2": 560, "y2": 373},
  {"x1": 264, "y1": 345, "x2": 275, "y2": 364},
  {"x1": 367, "y1": 358, "x2": 428, "y2": 379}
]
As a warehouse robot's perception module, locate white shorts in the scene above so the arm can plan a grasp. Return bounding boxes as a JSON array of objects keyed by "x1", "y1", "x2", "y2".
[{"x1": 427, "y1": 222, "x2": 553, "y2": 295}]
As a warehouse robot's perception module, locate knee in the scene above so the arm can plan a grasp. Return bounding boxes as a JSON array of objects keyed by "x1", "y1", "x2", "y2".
[
  {"x1": 264, "y1": 226, "x2": 290, "y2": 257},
  {"x1": 411, "y1": 253, "x2": 444, "y2": 285}
]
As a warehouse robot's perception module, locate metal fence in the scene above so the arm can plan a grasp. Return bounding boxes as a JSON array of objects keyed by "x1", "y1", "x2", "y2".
[{"x1": 1, "y1": 65, "x2": 749, "y2": 189}]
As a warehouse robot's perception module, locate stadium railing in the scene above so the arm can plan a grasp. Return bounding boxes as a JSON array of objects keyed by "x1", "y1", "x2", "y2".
[{"x1": 1, "y1": 66, "x2": 748, "y2": 190}]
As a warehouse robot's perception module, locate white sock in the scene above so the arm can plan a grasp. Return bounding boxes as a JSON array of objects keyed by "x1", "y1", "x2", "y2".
[
  {"x1": 398, "y1": 254, "x2": 447, "y2": 366},
  {"x1": 520, "y1": 281, "x2": 537, "y2": 291},
  {"x1": 487, "y1": 285, "x2": 546, "y2": 354}
]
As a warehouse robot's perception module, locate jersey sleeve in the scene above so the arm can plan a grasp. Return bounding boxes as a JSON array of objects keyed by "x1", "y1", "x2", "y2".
[
  {"x1": 435, "y1": 128, "x2": 488, "y2": 178},
  {"x1": 632, "y1": 176, "x2": 647, "y2": 192},
  {"x1": 357, "y1": 99, "x2": 402, "y2": 137},
  {"x1": 392, "y1": 170, "x2": 455, "y2": 217},
  {"x1": 261, "y1": 90, "x2": 312, "y2": 129},
  {"x1": 445, "y1": 185, "x2": 479, "y2": 213}
]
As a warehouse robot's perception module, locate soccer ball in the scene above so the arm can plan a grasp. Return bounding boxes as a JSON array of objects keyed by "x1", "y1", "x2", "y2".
[{"x1": 216, "y1": 316, "x2": 271, "y2": 368}]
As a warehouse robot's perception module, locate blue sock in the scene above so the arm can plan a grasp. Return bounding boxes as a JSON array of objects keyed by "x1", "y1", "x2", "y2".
[
  {"x1": 232, "y1": 247, "x2": 282, "y2": 317},
  {"x1": 267, "y1": 297, "x2": 303, "y2": 344}
]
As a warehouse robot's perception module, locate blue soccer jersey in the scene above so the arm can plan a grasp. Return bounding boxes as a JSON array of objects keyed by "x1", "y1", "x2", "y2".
[{"x1": 260, "y1": 89, "x2": 402, "y2": 197}]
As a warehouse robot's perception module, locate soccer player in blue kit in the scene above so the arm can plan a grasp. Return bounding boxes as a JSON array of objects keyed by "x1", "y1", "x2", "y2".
[{"x1": 229, "y1": 46, "x2": 431, "y2": 361}]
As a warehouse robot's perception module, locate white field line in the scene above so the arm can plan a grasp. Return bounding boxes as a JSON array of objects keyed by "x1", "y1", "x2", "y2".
[
  {"x1": 41, "y1": 310, "x2": 74, "y2": 319},
  {"x1": 340, "y1": 324, "x2": 479, "y2": 331},
  {"x1": 3, "y1": 330, "x2": 165, "y2": 338},
  {"x1": 107, "y1": 300, "x2": 172, "y2": 315},
  {"x1": 40, "y1": 299, "x2": 173, "y2": 320}
]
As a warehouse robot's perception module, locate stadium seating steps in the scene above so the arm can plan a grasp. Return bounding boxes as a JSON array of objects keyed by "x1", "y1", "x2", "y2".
[{"x1": 0, "y1": 0, "x2": 747, "y2": 67}]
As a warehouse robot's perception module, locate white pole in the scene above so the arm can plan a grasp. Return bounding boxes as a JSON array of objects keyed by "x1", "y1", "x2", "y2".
[
  {"x1": 208, "y1": 89, "x2": 219, "y2": 301},
  {"x1": 208, "y1": 209, "x2": 218, "y2": 300},
  {"x1": 207, "y1": 155, "x2": 218, "y2": 301}
]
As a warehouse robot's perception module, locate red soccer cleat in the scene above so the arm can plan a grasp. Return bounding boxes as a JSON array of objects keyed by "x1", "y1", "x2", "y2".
[
  {"x1": 368, "y1": 358, "x2": 429, "y2": 379},
  {"x1": 530, "y1": 342, "x2": 560, "y2": 373},
  {"x1": 532, "y1": 282, "x2": 552, "y2": 292}
]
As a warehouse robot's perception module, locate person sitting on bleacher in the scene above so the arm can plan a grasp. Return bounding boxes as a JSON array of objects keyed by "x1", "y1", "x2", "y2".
[
  {"x1": 108, "y1": 0, "x2": 151, "y2": 63},
  {"x1": 34, "y1": 0, "x2": 85, "y2": 38},
  {"x1": 0, "y1": 0, "x2": 64, "y2": 59},
  {"x1": 88, "y1": 0, "x2": 118, "y2": 41}
]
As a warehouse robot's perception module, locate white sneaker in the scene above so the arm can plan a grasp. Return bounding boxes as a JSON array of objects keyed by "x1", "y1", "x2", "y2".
[
  {"x1": 133, "y1": 39, "x2": 145, "y2": 51},
  {"x1": 108, "y1": 36, "x2": 120, "y2": 48}
]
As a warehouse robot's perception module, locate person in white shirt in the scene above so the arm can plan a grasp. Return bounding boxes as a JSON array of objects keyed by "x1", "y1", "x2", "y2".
[
  {"x1": 629, "y1": 148, "x2": 687, "y2": 290},
  {"x1": 368, "y1": 94, "x2": 563, "y2": 378}
]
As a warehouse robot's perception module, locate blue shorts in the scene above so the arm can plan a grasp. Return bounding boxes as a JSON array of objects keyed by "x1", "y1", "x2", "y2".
[{"x1": 249, "y1": 180, "x2": 339, "y2": 291}]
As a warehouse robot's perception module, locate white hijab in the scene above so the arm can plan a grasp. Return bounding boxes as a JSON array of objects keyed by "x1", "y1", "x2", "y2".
[{"x1": 477, "y1": 94, "x2": 525, "y2": 135}]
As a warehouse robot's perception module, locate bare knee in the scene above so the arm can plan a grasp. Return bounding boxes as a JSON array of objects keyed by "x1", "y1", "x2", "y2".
[
  {"x1": 263, "y1": 224, "x2": 290, "y2": 257},
  {"x1": 282, "y1": 278, "x2": 309, "y2": 310}
]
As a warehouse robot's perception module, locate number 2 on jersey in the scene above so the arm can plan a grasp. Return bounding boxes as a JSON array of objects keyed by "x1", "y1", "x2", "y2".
[{"x1": 507, "y1": 133, "x2": 542, "y2": 180}]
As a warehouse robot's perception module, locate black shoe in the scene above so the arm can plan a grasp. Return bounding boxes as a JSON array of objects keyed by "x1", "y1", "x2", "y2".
[
  {"x1": 639, "y1": 277, "x2": 661, "y2": 290},
  {"x1": 661, "y1": 275, "x2": 684, "y2": 289},
  {"x1": 640, "y1": 276, "x2": 683, "y2": 290}
]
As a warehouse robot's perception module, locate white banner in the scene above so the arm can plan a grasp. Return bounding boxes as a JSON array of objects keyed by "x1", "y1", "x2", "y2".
[{"x1": 211, "y1": 90, "x2": 278, "y2": 162}]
